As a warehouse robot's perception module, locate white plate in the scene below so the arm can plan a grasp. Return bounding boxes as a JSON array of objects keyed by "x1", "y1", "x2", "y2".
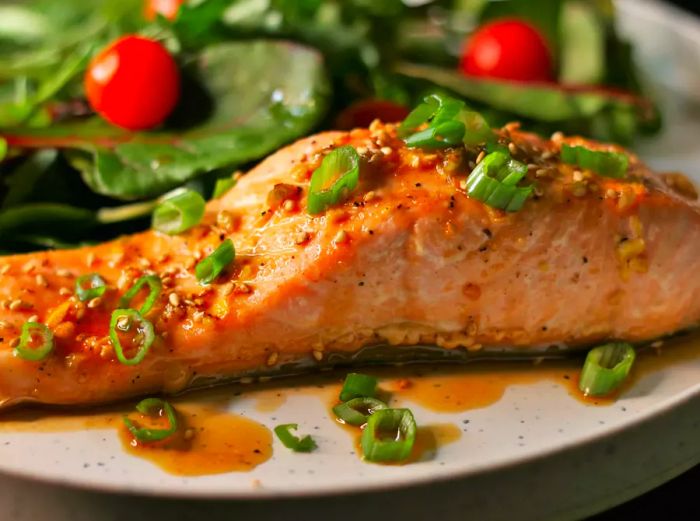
[{"x1": 1, "y1": 1, "x2": 700, "y2": 519}]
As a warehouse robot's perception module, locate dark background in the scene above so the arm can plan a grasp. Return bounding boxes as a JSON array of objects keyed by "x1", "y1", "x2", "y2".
[{"x1": 592, "y1": 1, "x2": 699, "y2": 519}]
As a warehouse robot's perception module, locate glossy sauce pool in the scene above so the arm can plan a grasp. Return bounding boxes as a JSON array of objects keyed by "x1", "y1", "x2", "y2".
[{"x1": 1, "y1": 332, "x2": 699, "y2": 475}]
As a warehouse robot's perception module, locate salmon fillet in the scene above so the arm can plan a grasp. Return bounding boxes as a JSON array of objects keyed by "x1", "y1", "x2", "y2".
[{"x1": 0, "y1": 122, "x2": 699, "y2": 408}]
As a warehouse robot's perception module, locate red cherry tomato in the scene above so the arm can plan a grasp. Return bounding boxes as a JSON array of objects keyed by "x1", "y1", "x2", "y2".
[
  {"x1": 85, "y1": 35, "x2": 180, "y2": 131},
  {"x1": 335, "y1": 99, "x2": 410, "y2": 130},
  {"x1": 144, "y1": 0, "x2": 184, "y2": 21},
  {"x1": 460, "y1": 19, "x2": 554, "y2": 83}
]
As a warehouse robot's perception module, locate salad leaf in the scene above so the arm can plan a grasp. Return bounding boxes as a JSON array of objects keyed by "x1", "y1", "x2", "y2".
[{"x1": 3, "y1": 40, "x2": 329, "y2": 200}]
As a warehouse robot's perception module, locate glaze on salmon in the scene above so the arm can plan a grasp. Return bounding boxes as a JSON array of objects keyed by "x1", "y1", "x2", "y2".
[{"x1": 0, "y1": 122, "x2": 699, "y2": 407}]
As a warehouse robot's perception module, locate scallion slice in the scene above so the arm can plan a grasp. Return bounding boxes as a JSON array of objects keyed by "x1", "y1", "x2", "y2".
[
  {"x1": 307, "y1": 145, "x2": 360, "y2": 215},
  {"x1": 212, "y1": 177, "x2": 236, "y2": 199},
  {"x1": 274, "y1": 423, "x2": 317, "y2": 453},
  {"x1": 75, "y1": 273, "x2": 107, "y2": 302},
  {"x1": 0, "y1": 137, "x2": 7, "y2": 162},
  {"x1": 152, "y1": 189, "x2": 206, "y2": 234},
  {"x1": 579, "y1": 342, "x2": 635, "y2": 397},
  {"x1": 119, "y1": 275, "x2": 162, "y2": 315},
  {"x1": 361, "y1": 408, "x2": 416, "y2": 463},
  {"x1": 560, "y1": 144, "x2": 629, "y2": 179},
  {"x1": 123, "y1": 398, "x2": 178, "y2": 442},
  {"x1": 400, "y1": 93, "x2": 491, "y2": 148},
  {"x1": 333, "y1": 397, "x2": 388, "y2": 426},
  {"x1": 14, "y1": 322, "x2": 54, "y2": 362},
  {"x1": 464, "y1": 150, "x2": 533, "y2": 212},
  {"x1": 339, "y1": 373, "x2": 378, "y2": 402},
  {"x1": 195, "y1": 239, "x2": 235, "y2": 285},
  {"x1": 109, "y1": 309, "x2": 155, "y2": 366}
]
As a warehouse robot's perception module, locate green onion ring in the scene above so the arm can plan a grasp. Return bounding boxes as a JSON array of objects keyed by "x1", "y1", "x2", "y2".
[
  {"x1": 579, "y1": 342, "x2": 636, "y2": 397},
  {"x1": 123, "y1": 398, "x2": 178, "y2": 442},
  {"x1": 560, "y1": 144, "x2": 629, "y2": 179},
  {"x1": 75, "y1": 273, "x2": 107, "y2": 302},
  {"x1": 333, "y1": 397, "x2": 388, "y2": 426},
  {"x1": 152, "y1": 189, "x2": 206, "y2": 234},
  {"x1": 119, "y1": 274, "x2": 162, "y2": 315},
  {"x1": 14, "y1": 321, "x2": 54, "y2": 362},
  {"x1": 274, "y1": 423, "x2": 317, "y2": 452},
  {"x1": 195, "y1": 239, "x2": 235, "y2": 285},
  {"x1": 307, "y1": 145, "x2": 360, "y2": 215},
  {"x1": 361, "y1": 408, "x2": 417, "y2": 463},
  {"x1": 339, "y1": 372, "x2": 378, "y2": 402},
  {"x1": 109, "y1": 309, "x2": 155, "y2": 366}
]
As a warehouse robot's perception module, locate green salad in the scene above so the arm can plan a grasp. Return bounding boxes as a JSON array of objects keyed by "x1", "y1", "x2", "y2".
[{"x1": 0, "y1": 0, "x2": 660, "y2": 252}]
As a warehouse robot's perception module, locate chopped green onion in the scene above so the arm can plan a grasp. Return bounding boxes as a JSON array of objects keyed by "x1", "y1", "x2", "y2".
[
  {"x1": 339, "y1": 373, "x2": 378, "y2": 402},
  {"x1": 560, "y1": 144, "x2": 629, "y2": 178},
  {"x1": 333, "y1": 397, "x2": 388, "y2": 426},
  {"x1": 119, "y1": 275, "x2": 162, "y2": 315},
  {"x1": 307, "y1": 145, "x2": 360, "y2": 214},
  {"x1": 400, "y1": 93, "x2": 491, "y2": 148},
  {"x1": 361, "y1": 408, "x2": 416, "y2": 463},
  {"x1": 75, "y1": 273, "x2": 107, "y2": 302},
  {"x1": 404, "y1": 120, "x2": 466, "y2": 148},
  {"x1": 0, "y1": 137, "x2": 7, "y2": 162},
  {"x1": 123, "y1": 398, "x2": 178, "y2": 442},
  {"x1": 195, "y1": 239, "x2": 235, "y2": 285},
  {"x1": 464, "y1": 150, "x2": 533, "y2": 212},
  {"x1": 152, "y1": 189, "x2": 206, "y2": 234},
  {"x1": 213, "y1": 177, "x2": 236, "y2": 199},
  {"x1": 14, "y1": 322, "x2": 54, "y2": 362},
  {"x1": 579, "y1": 342, "x2": 635, "y2": 397},
  {"x1": 274, "y1": 423, "x2": 317, "y2": 452},
  {"x1": 109, "y1": 309, "x2": 155, "y2": 366}
]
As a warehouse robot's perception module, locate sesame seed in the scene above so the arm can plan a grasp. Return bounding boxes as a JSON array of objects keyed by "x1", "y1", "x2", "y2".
[
  {"x1": 605, "y1": 188, "x2": 617, "y2": 198},
  {"x1": 459, "y1": 179, "x2": 468, "y2": 190},
  {"x1": 56, "y1": 269, "x2": 71, "y2": 277},
  {"x1": 312, "y1": 350, "x2": 323, "y2": 361},
  {"x1": 220, "y1": 283, "x2": 234, "y2": 296},
  {"x1": 192, "y1": 310, "x2": 205, "y2": 321},
  {"x1": 535, "y1": 169, "x2": 548, "y2": 178},
  {"x1": 116, "y1": 316, "x2": 130, "y2": 330},
  {"x1": 356, "y1": 146, "x2": 368, "y2": 155},
  {"x1": 21, "y1": 261, "x2": 36, "y2": 274},
  {"x1": 8, "y1": 299, "x2": 28, "y2": 311},
  {"x1": 138, "y1": 258, "x2": 151, "y2": 269},
  {"x1": 551, "y1": 131, "x2": 564, "y2": 142},
  {"x1": 86, "y1": 253, "x2": 95, "y2": 268},
  {"x1": 266, "y1": 352, "x2": 279, "y2": 366},
  {"x1": 9, "y1": 338, "x2": 20, "y2": 348},
  {"x1": 168, "y1": 293, "x2": 181, "y2": 306},
  {"x1": 363, "y1": 191, "x2": 376, "y2": 202},
  {"x1": 333, "y1": 230, "x2": 348, "y2": 244},
  {"x1": 58, "y1": 287, "x2": 72, "y2": 296},
  {"x1": 87, "y1": 297, "x2": 102, "y2": 309},
  {"x1": 294, "y1": 231, "x2": 310, "y2": 245},
  {"x1": 234, "y1": 282, "x2": 252, "y2": 295},
  {"x1": 27, "y1": 315, "x2": 38, "y2": 323},
  {"x1": 183, "y1": 429, "x2": 195, "y2": 440},
  {"x1": 35, "y1": 274, "x2": 48, "y2": 287},
  {"x1": 572, "y1": 170, "x2": 584, "y2": 182},
  {"x1": 0, "y1": 264, "x2": 10, "y2": 275},
  {"x1": 507, "y1": 142, "x2": 518, "y2": 155},
  {"x1": 282, "y1": 199, "x2": 295, "y2": 212},
  {"x1": 380, "y1": 146, "x2": 392, "y2": 156},
  {"x1": 651, "y1": 340, "x2": 664, "y2": 348},
  {"x1": 0, "y1": 320, "x2": 8, "y2": 328},
  {"x1": 476, "y1": 150, "x2": 486, "y2": 164}
]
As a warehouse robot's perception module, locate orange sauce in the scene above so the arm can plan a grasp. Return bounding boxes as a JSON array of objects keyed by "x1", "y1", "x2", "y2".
[{"x1": 118, "y1": 404, "x2": 272, "y2": 476}]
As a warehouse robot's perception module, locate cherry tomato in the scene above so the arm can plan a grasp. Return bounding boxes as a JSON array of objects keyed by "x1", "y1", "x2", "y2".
[
  {"x1": 460, "y1": 19, "x2": 554, "y2": 83},
  {"x1": 144, "y1": 0, "x2": 184, "y2": 21},
  {"x1": 335, "y1": 99, "x2": 410, "y2": 130},
  {"x1": 85, "y1": 35, "x2": 180, "y2": 131}
]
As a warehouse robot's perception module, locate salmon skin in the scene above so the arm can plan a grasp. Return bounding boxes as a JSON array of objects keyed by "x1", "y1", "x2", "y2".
[{"x1": 0, "y1": 121, "x2": 699, "y2": 408}]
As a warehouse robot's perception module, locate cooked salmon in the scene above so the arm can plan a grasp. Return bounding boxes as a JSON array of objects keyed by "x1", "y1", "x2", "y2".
[{"x1": 0, "y1": 121, "x2": 699, "y2": 407}]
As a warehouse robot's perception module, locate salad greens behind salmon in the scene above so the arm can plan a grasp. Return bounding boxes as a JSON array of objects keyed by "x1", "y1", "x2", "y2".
[{"x1": 0, "y1": 0, "x2": 660, "y2": 252}]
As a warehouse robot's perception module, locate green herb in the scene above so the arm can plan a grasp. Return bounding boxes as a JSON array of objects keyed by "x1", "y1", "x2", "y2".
[
  {"x1": 274, "y1": 423, "x2": 317, "y2": 453},
  {"x1": 465, "y1": 151, "x2": 533, "y2": 212},
  {"x1": 119, "y1": 275, "x2": 162, "y2": 315},
  {"x1": 75, "y1": 273, "x2": 107, "y2": 302},
  {"x1": 579, "y1": 342, "x2": 635, "y2": 397},
  {"x1": 560, "y1": 144, "x2": 629, "y2": 178},
  {"x1": 361, "y1": 408, "x2": 416, "y2": 463},
  {"x1": 333, "y1": 397, "x2": 388, "y2": 426},
  {"x1": 123, "y1": 398, "x2": 179, "y2": 442},
  {"x1": 195, "y1": 239, "x2": 235, "y2": 285},
  {"x1": 109, "y1": 308, "x2": 155, "y2": 366},
  {"x1": 212, "y1": 177, "x2": 236, "y2": 199},
  {"x1": 307, "y1": 145, "x2": 360, "y2": 214},
  {"x1": 152, "y1": 189, "x2": 206, "y2": 235},
  {"x1": 14, "y1": 321, "x2": 53, "y2": 361},
  {"x1": 339, "y1": 373, "x2": 378, "y2": 402}
]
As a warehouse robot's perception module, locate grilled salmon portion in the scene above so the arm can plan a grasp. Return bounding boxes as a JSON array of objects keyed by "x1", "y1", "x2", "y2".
[{"x1": 0, "y1": 122, "x2": 699, "y2": 407}]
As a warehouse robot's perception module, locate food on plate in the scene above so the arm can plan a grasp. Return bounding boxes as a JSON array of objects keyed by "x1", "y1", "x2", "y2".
[{"x1": 0, "y1": 93, "x2": 698, "y2": 409}]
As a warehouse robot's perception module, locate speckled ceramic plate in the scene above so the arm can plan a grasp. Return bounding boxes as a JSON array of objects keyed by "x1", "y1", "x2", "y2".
[{"x1": 0, "y1": 0, "x2": 699, "y2": 517}]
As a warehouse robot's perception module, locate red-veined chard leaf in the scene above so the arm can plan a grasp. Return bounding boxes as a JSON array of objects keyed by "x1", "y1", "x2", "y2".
[{"x1": 2, "y1": 40, "x2": 329, "y2": 200}]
